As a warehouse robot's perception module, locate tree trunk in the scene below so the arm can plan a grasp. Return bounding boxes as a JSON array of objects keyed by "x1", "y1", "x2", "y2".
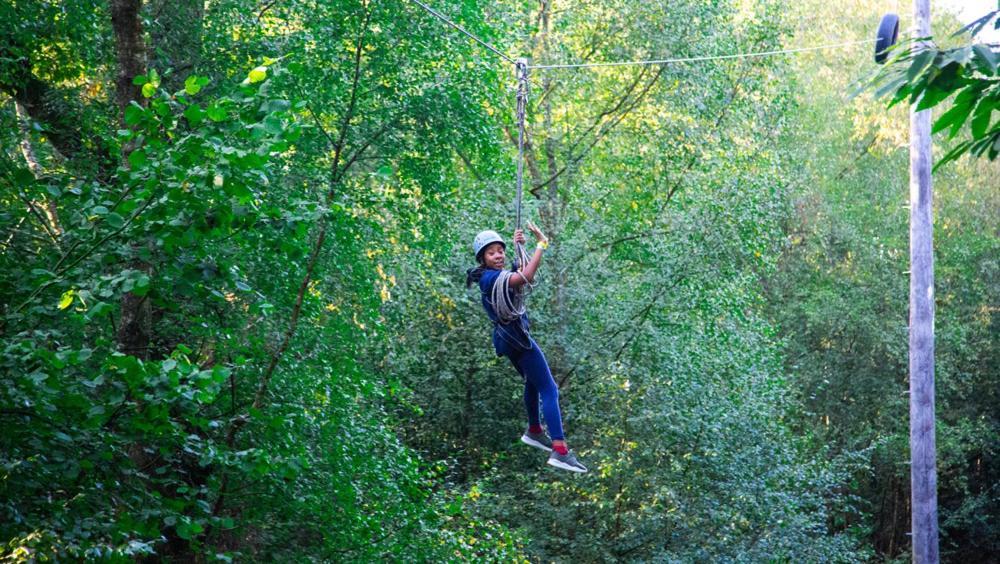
[
  {"x1": 111, "y1": 0, "x2": 153, "y2": 360},
  {"x1": 909, "y1": 2, "x2": 939, "y2": 561},
  {"x1": 111, "y1": 0, "x2": 146, "y2": 119}
]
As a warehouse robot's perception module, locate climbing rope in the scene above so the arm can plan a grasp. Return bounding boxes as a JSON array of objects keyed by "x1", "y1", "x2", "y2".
[
  {"x1": 502, "y1": 61, "x2": 536, "y2": 320},
  {"x1": 512, "y1": 58, "x2": 531, "y2": 272},
  {"x1": 491, "y1": 269, "x2": 527, "y2": 323},
  {"x1": 490, "y1": 269, "x2": 534, "y2": 353}
]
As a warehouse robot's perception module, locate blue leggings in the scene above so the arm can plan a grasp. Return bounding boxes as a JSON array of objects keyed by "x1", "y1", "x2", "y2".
[{"x1": 506, "y1": 340, "x2": 564, "y2": 441}]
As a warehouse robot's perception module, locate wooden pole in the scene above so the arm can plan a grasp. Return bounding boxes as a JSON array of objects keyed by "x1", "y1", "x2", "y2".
[{"x1": 910, "y1": 0, "x2": 938, "y2": 561}]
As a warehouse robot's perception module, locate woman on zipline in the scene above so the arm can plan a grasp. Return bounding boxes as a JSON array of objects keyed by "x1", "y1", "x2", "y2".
[{"x1": 466, "y1": 223, "x2": 588, "y2": 473}]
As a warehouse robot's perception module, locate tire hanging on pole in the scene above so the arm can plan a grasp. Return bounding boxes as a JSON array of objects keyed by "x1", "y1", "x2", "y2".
[{"x1": 875, "y1": 13, "x2": 900, "y2": 64}]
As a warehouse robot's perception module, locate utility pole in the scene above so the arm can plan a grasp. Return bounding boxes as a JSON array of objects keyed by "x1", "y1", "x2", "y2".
[{"x1": 910, "y1": 0, "x2": 938, "y2": 561}]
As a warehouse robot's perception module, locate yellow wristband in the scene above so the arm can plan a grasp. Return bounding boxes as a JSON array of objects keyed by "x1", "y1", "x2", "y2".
[{"x1": 536, "y1": 240, "x2": 549, "y2": 250}]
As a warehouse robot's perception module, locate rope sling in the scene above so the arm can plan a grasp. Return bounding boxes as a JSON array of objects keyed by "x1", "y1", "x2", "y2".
[{"x1": 491, "y1": 58, "x2": 534, "y2": 326}]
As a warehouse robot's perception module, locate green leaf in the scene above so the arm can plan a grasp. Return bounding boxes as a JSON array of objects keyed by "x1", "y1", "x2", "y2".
[
  {"x1": 133, "y1": 274, "x2": 151, "y2": 297},
  {"x1": 184, "y1": 75, "x2": 204, "y2": 95},
  {"x1": 141, "y1": 82, "x2": 156, "y2": 98},
  {"x1": 951, "y1": 10, "x2": 999, "y2": 38},
  {"x1": 971, "y1": 102, "x2": 993, "y2": 138},
  {"x1": 124, "y1": 103, "x2": 145, "y2": 126},
  {"x1": 149, "y1": 68, "x2": 160, "y2": 87},
  {"x1": 907, "y1": 50, "x2": 936, "y2": 82},
  {"x1": 916, "y1": 85, "x2": 954, "y2": 112},
  {"x1": 128, "y1": 148, "x2": 148, "y2": 168},
  {"x1": 86, "y1": 301, "x2": 114, "y2": 319},
  {"x1": 263, "y1": 114, "x2": 283, "y2": 134},
  {"x1": 260, "y1": 99, "x2": 291, "y2": 113},
  {"x1": 132, "y1": 74, "x2": 148, "y2": 86},
  {"x1": 13, "y1": 168, "x2": 34, "y2": 185},
  {"x1": 947, "y1": 46, "x2": 973, "y2": 65},
  {"x1": 206, "y1": 102, "x2": 228, "y2": 122},
  {"x1": 932, "y1": 139, "x2": 973, "y2": 171},
  {"x1": 184, "y1": 104, "x2": 204, "y2": 126},
  {"x1": 59, "y1": 289, "x2": 76, "y2": 310},
  {"x1": 105, "y1": 212, "x2": 125, "y2": 229},
  {"x1": 972, "y1": 44, "x2": 997, "y2": 75},
  {"x1": 248, "y1": 66, "x2": 268, "y2": 84},
  {"x1": 970, "y1": 134, "x2": 994, "y2": 156},
  {"x1": 933, "y1": 98, "x2": 974, "y2": 137}
]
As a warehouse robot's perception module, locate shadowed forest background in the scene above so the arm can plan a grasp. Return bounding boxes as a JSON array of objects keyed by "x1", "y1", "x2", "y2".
[{"x1": 1, "y1": 0, "x2": 997, "y2": 561}]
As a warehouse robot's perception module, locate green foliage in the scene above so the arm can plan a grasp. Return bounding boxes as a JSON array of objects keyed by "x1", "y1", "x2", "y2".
[
  {"x1": 2, "y1": 0, "x2": 996, "y2": 561},
  {"x1": 1, "y1": 0, "x2": 519, "y2": 559}
]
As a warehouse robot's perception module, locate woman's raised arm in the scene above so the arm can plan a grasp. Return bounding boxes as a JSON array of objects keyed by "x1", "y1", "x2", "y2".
[{"x1": 509, "y1": 222, "x2": 548, "y2": 288}]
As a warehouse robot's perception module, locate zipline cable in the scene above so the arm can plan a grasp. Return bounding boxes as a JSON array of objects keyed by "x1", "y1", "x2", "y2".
[
  {"x1": 405, "y1": 0, "x2": 879, "y2": 71},
  {"x1": 406, "y1": 0, "x2": 516, "y2": 64},
  {"x1": 528, "y1": 38, "x2": 879, "y2": 70}
]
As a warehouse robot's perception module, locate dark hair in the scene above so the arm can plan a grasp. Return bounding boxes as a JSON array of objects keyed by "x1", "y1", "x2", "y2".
[{"x1": 466, "y1": 263, "x2": 486, "y2": 288}]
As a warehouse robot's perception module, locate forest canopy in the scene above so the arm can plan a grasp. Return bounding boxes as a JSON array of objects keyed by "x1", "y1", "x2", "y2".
[{"x1": 1, "y1": 0, "x2": 997, "y2": 561}]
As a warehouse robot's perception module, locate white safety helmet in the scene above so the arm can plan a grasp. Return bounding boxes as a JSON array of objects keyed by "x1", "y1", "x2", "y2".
[{"x1": 472, "y1": 230, "x2": 505, "y2": 261}]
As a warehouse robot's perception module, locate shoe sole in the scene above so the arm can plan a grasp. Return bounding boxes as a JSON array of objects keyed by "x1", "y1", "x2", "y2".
[
  {"x1": 547, "y1": 457, "x2": 588, "y2": 473},
  {"x1": 521, "y1": 435, "x2": 552, "y2": 452}
]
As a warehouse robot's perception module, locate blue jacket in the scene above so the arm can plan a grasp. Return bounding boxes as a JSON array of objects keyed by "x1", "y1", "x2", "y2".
[{"x1": 478, "y1": 269, "x2": 532, "y2": 356}]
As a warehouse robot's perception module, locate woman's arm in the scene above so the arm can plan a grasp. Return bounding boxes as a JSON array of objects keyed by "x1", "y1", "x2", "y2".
[{"x1": 509, "y1": 222, "x2": 548, "y2": 288}]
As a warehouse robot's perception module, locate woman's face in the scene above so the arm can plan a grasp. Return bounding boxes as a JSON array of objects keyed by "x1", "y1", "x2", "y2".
[{"x1": 482, "y1": 242, "x2": 506, "y2": 270}]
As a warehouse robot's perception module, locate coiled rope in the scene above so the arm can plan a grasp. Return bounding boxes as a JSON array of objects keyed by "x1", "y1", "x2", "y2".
[
  {"x1": 491, "y1": 270, "x2": 528, "y2": 323},
  {"x1": 491, "y1": 269, "x2": 534, "y2": 352}
]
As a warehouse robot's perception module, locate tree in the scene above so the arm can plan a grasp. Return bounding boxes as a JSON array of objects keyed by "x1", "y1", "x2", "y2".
[{"x1": 1, "y1": 0, "x2": 522, "y2": 559}]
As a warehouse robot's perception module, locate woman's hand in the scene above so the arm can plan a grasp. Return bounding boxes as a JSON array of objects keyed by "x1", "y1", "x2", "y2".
[
  {"x1": 525, "y1": 221, "x2": 548, "y2": 244},
  {"x1": 513, "y1": 229, "x2": 526, "y2": 245}
]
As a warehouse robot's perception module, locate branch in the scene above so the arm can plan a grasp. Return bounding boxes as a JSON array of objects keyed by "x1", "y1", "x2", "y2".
[
  {"x1": 585, "y1": 61, "x2": 757, "y2": 256},
  {"x1": 327, "y1": 6, "x2": 373, "y2": 192},
  {"x1": 450, "y1": 141, "x2": 483, "y2": 181},
  {"x1": 0, "y1": 55, "x2": 83, "y2": 158},
  {"x1": 256, "y1": 0, "x2": 279, "y2": 23},
  {"x1": 12, "y1": 189, "x2": 59, "y2": 247},
  {"x1": 531, "y1": 65, "x2": 665, "y2": 197},
  {"x1": 835, "y1": 134, "x2": 878, "y2": 180},
  {"x1": 13, "y1": 184, "x2": 161, "y2": 313},
  {"x1": 589, "y1": 228, "x2": 671, "y2": 251}
]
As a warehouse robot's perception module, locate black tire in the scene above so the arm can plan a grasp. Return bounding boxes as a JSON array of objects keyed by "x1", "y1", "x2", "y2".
[{"x1": 875, "y1": 13, "x2": 900, "y2": 64}]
